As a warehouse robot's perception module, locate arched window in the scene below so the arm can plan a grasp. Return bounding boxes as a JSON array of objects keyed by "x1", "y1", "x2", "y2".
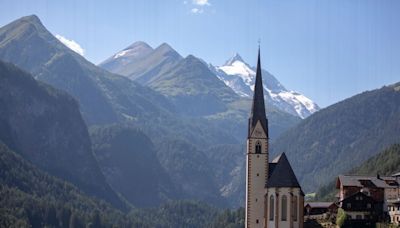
[
  {"x1": 281, "y1": 195, "x2": 287, "y2": 221},
  {"x1": 293, "y1": 196, "x2": 298, "y2": 221},
  {"x1": 269, "y1": 195, "x2": 274, "y2": 220},
  {"x1": 255, "y1": 141, "x2": 262, "y2": 154}
]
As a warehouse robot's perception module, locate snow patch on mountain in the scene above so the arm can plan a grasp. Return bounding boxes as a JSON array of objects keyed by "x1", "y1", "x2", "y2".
[
  {"x1": 55, "y1": 34, "x2": 85, "y2": 56},
  {"x1": 113, "y1": 42, "x2": 153, "y2": 59},
  {"x1": 211, "y1": 53, "x2": 320, "y2": 118}
]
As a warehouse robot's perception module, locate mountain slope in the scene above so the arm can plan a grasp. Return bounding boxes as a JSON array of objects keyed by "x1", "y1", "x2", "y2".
[
  {"x1": 100, "y1": 42, "x2": 183, "y2": 84},
  {"x1": 271, "y1": 82, "x2": 400, "y2": 192},
  {"x1": 211, "y1": 53, "x2": 320, "y2": 118},
  {"x1": 90, "y1": 125, "x2": 179, "y2": 207},
  {"x1": 0, "y1": 15, "x2": 174, "y2": 126},
  {"x1": 0, "y1": 141, "x2": 129, "y2": 227},
  {"x1": 205, "y1": 144, "x2": 246, "y2": 208},
  {"x1": 101, "y1": 43, "x2": 300, "y2": 139},
  {"x1": 0, "y1": 60, "x2": 124, "y2": 208},
  {"x1": 0, "y1": 15, "x2": 245, "y2": 150},
  {"x1": 350, "y1": 143, "x2": 400, "y2": 176},
  {"x1": 155, "y1": 138, "x2": 226, "y2": 206},
  {"x1": 100, "y1": 41, "x2": 154, "y2": 73},
  {"x1": 101, "y1": 43, "x2": 239, "y2": 116},
  {"x1": 148, "y1": 55, "x2": 240, "y2": 116}
]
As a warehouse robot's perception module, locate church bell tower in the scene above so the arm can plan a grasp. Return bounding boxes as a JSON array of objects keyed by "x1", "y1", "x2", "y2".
[{"x1": 245, "y1": 48, "x2": 269, "y2": 228}]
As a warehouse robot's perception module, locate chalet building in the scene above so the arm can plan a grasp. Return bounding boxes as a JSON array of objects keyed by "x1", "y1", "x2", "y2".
[
  {"x1": 339, "y1": 191, "x2": 376, "y2": 227},
  {"x1": 245, "y1": 49, "x2": 304, "y2": 228},
  {"x1": 304, "y1": 202, "x2": 337, "y2": 219},
  {"x1": 336, "y1": 174, "x2": 400, "y2": 225}
]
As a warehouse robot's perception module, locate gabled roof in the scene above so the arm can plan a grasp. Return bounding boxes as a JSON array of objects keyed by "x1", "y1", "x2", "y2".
[
  {"x1": 337, "y1": 175, "x2": 399, "y2": 189},
  {"x1": 248, "y1": 48, "x2": 268, "y2": 138},
  {"x1": 266, "y1": 153, "x2": 301, "y2": 188},
  {"x1": 339, "y1": 191, "x2": 374, "y2": 203}
]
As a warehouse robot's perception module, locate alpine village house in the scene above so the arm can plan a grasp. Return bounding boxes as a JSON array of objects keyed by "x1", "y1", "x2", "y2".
[{"x1": 245, "y1": 49, "x2": 304, "y2": 228}]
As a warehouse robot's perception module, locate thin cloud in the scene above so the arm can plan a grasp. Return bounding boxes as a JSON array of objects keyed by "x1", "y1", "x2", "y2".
[
  {"x1": 188, "y1": 0, "x2": 210, "y2": 14},
  {"x1": 191, "y1": 8, "x2": 204, "y2": 14},
  {"x1": 55, "y1": 34, "x2": 85, "y2": 56},
  {"x1": 192, "y1": 0, "x2": 210, "y2": 6}
]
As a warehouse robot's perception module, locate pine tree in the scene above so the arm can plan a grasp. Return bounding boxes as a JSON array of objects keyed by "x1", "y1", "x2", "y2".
[
  {"x1": 69, "y1": 213, "x2": 82, "y2": 228},
  {"x1": 45, "y1": 205, "x2": 58, "y2": 227}
]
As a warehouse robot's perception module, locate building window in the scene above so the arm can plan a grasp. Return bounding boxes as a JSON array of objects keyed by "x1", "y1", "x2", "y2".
[
  {"x1": 281, "y1": 195, "x2": 287, "y2": 221},
  {"x1": 367, "y1": 203, "x2": 371, "y2": 209},
  {"x1": 269, "y1": 195, "x2": 274, "y2": 221},
  {"x1": 255, "y1": 141, "x2": 262, "y2": 154},
  {"x1": 347, "y1": 203, "x2": 351, "y2": 209},
  {"x1": 356, "y1": 215, "x2": 362, "y2": 220},
  {"x1": 293, "y1": 196, "x2": 298, "y2": 221},
  {"x1": 256, "y1": 219, "x2": 259, "y2": 224}
]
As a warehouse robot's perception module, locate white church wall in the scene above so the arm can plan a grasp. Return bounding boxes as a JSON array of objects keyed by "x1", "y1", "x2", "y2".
[{"x1": 266, "y1": 187, "x2": 303, "y2": 228}]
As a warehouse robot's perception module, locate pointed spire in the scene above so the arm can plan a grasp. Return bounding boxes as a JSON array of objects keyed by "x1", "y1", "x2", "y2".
[{"x1": 248, "y1": 47, "x2": 268, "y2": 138}]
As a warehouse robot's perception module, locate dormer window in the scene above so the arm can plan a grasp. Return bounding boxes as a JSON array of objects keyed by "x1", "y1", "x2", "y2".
[{"x1": 255, "y1": 141, "x2": 262, "y2": 154}]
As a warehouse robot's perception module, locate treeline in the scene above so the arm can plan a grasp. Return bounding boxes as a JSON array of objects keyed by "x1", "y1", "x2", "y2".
[{"x1": 0, "y1": 187, "x2": 245, "y2": 228}]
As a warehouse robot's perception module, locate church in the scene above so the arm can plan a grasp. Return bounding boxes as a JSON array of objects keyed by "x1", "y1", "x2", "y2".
[{"x1": 245, "y1": 49, "x2": 304, "y2": 228}]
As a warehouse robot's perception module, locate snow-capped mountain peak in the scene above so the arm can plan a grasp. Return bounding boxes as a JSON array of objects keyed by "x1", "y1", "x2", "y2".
[
  {"x1": 211, "y1": 53, "x2": 320, "y2": 118},
  {"x1": 218, "y1": 58, "x2": 255, "y2": 86},
  {"x1": 224, "y1": 53, "x2": 245, "y2": 66}
]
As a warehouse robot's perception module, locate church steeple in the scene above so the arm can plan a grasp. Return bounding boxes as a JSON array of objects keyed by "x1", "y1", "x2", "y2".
[{"x1": 248, "y1": 48, "x2": 268, "y2": 138}]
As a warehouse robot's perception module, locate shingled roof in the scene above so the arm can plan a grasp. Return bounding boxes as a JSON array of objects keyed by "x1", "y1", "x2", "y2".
[
  {"x1": 336, "y1": 175, "x2": 399, "y2": 189},
  {"x1": 266, "y1": 153, "x2": 301, "y2": 188}
]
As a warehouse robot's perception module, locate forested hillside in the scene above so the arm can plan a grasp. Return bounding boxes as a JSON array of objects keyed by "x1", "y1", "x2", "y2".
[
  {"x1": 0, "y1": 140, "x2": 245, "y2": 227},
  {"x1": 272, "y1": 83, "x2": 400, "y2": 192},
  {"x1": 316, "y1": 144, "x2": 400, "y2": 201},
  {"x1": 0, "y1": 60, "x2": 124, "y2": 208},
  {"x1": 90, "y1": 125, "x2": 179, "y2": 207}
]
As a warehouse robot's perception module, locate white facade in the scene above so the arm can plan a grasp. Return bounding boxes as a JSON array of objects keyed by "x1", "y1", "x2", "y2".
[
  {"x1": 384, "y1": 188, "x2": 400, "y2": 212},
  {"x1": 388, "y1": 204, "x2": 400, "y2": 224},
  {"x1": 266, "y1": 188, "x2": 303, "y2": 228}
]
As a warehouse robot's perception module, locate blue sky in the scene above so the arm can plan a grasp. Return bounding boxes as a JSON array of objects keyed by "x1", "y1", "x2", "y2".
[{"x1": 0, "y1": 0, "x2": 399, "y2": 107}]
